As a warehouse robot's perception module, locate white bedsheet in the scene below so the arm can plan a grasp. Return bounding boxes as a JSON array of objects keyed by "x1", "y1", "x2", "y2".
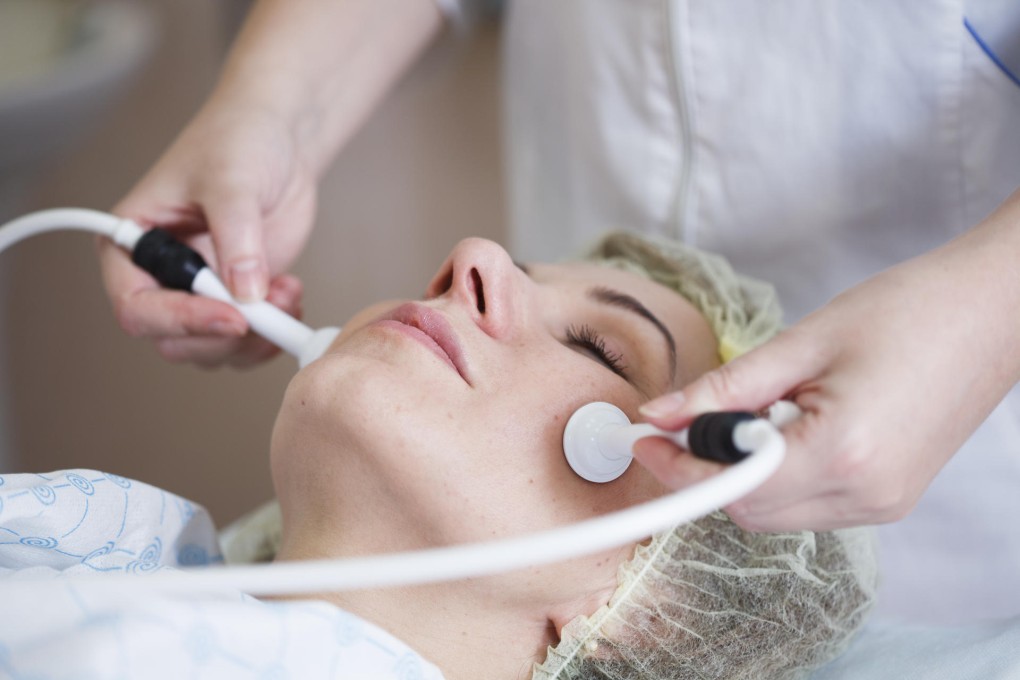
[
  {"x1": 811, "y1": 616, "x2": 1020, "y2": 680},
  {"x1": 0, "y1": 470, "x2": 444, "y2": 680},
  {"x1": 4, "y1": 468, "x2": 1016, "y2": 680}
]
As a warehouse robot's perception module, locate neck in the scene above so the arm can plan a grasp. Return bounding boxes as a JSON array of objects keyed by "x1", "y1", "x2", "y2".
[{"x1": 275, "y1": 541, "x2": 558, "y2": 680}]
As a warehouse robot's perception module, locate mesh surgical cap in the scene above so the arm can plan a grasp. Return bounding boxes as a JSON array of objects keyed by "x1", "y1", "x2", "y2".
[
  {"x1": 532, "y1": 232, "x2": 877, "y2": 680},
  {"x1": 581, "y1": 231, "x2": 783, "y2": 364}
]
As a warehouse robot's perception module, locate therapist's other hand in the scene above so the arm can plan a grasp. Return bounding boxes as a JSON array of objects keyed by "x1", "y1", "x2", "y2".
[
  {"x1": 631, "y1": 224, "x2": 1018, "y2": 532},
  {"x1": 98, "y1": 101, "x2": 317, "y2": 368}
]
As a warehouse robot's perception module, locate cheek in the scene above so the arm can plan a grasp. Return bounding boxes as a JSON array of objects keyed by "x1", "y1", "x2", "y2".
[
  {"x1": 485, "y1": 353, "x2": 621, "y2": 458},
  {"x1": 468, "y1": 353, "x2": 648, "y2": 531}
]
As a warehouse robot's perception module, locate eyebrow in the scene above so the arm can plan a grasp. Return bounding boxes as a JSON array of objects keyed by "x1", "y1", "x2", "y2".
[{"x1": 588, "y1": 286, "x2": 678, "y2": 379}]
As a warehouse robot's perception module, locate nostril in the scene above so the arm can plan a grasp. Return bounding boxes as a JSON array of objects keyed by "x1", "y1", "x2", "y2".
[
  {"x1": 471, "y1": 268, "x2": 485, "y2": 313},
  {"x1": 428, "y1": 267, "x2": 453, "y2": 299}
]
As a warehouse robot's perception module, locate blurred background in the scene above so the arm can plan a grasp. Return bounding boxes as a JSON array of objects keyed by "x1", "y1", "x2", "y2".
[{"x1": 0, "y1": 0, "x2": 505, "y2": 525}]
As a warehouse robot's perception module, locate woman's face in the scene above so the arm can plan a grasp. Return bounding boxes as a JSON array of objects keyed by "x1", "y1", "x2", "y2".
[{"x1": 271, "y1": 238, "x2": 719, "y2": 565}]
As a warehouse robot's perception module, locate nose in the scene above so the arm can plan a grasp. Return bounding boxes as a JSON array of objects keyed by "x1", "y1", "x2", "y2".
[{"x1": 426, "y1": 238, "x2": 520, "y2": 338}]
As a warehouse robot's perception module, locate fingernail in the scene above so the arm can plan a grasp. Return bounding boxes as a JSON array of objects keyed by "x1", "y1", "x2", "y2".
[
  {"x1": 208, "y1": 319, "x2": 247, "y2": 336},
  {"x1": 639, "y1": 392, "x2": 686, "y2": 419},
  {"x1": 230, "y1": 258, "x2": 266, "y2": 302}
]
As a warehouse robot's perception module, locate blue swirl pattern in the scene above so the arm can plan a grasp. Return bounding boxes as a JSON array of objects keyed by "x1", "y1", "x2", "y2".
[
  {"x1": 176, "y1": 544, "x2": 210, "y2": 566},
  {"x1": 82, "y1": 541, "x2": 114, "y2": 564},
  {"x1": 65, "y1": 473, "x2": 95, "y2": 496},
  {"x1": 2, "y1": 469, "x2": 221, "y2": 575},
  {"x1": 104, "y1": 472, "x2": 132, "y2": 489},
  {"x1": 19, "y1": 536, "x2": 57, "y2": 549},
  {"x1": 126, "y1": 560, "x2": 162, "y2": 574},
  {"x1": 0, "y1": 469, "x2": 443, "y2": 679},
  {"x1": 29, "y1": 485, "x2": 55, "y2": 506},
  {"x1": 139, "y1": 538, "x2": 162, "y2": 564}
]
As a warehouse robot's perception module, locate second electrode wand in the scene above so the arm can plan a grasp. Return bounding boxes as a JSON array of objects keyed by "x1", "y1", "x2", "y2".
[{"x1": 130, "y1": 226, "x2": 340, "y2": 367}]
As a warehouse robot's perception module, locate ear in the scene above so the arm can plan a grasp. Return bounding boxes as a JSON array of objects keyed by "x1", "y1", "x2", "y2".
[{"x1": 547, "y1": 584, "x2": 617, "y2": 640}]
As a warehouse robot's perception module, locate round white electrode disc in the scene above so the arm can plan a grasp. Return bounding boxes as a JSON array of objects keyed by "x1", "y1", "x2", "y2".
[{"x1": 563, "y1": 401, "x2": 634, "y2": 483}]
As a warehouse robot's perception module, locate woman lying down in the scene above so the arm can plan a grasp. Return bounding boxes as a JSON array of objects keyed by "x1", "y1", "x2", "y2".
[{"x1": 0, "y1": 233, "x2": 876, "y2": 679}]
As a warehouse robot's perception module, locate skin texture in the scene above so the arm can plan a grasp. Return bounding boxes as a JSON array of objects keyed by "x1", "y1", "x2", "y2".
[{"x1": 269, "y1": 238, "x2": 719, "y2": 680}]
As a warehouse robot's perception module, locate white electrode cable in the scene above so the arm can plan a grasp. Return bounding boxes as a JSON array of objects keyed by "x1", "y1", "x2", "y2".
[
  {"x1": 5, "y1": 415, "x2": 787, "y2": 598},
  {"x1": 0, "y1": 207, "x2": 143, "y2": 252}
]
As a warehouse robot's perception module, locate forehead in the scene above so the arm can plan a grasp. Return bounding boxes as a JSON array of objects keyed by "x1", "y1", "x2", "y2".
[
  {"x1": 530, "y1": 260, "x2": 675, "y2": 301},
  {"x1": 528, "y1": 260, "x2": 722, "y2": 385}
]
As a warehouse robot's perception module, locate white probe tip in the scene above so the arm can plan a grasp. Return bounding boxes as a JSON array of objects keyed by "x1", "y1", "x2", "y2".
[{"x1": 298, "y1": 326, "x2": 341, "y2": 368}]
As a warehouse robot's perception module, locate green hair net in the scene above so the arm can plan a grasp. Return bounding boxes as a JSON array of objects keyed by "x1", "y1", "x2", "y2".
[
  {"x1": 581, "y1": 231, "x2": 783, "y2": 363},
  {"x1": 532, "y1": 232, "x2": 877, "y2": 680}
]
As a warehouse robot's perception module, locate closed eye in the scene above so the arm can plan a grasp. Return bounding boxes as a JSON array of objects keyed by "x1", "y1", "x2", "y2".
[{"x1": 565, "y1": 323, "x2": 627, "y2": 379}]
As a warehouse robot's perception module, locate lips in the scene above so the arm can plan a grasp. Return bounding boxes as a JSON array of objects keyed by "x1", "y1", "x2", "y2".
[{"x1": 379, "y1": 303, "x2": 470, "y2": 383}]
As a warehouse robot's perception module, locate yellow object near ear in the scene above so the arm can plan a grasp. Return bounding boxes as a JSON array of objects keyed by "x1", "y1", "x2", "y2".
[
  {"x1": 719, "y1": 338, "x2": 743, "y2": 364},
  {"x1": 582, "y1": 231, "x2": 784, "y2": 366}
]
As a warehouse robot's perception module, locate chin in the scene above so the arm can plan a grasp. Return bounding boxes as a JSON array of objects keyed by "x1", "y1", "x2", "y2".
[{"x1": 280, "y1": 349, "x2": 465, "y2": 472}]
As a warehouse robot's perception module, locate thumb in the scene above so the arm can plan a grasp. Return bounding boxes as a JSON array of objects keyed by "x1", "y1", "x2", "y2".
[
  {"x1": 640, "y1": 328, "x2": 823, "y2": 430},
  {"x1": 203, "y1": 194, "x2": 269, "y2": 303}
]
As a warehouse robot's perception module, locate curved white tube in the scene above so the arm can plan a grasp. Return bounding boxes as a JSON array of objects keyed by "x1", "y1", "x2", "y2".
[
  {"x1": 5, "y1": 420, "x2": 786, "y2": 598},
  {"x1": 0, "y1": 208, "x2": 143, "y2": 252}
]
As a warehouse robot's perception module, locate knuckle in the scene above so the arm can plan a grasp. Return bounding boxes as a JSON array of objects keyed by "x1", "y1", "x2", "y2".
[
  {"x1": 725, "y1": 503, "x2": 761, "y2": 531},
  {"x1": 228, "y1": 349, "x2": 267, "y2": 371},
  {"x1": 703, "y1": 364, "x2": 743, "y2": 402},
  {"x1": 832, "y1": 454, "x2": 912, "y2": 523},
  {"x1": 828, "y1": 427, "x2": 877, "y2": 480},
  {"x1": 157, "y1": 340, "x2": 227, "y2": 371},
  {"x1": 113, "y1": 297, "x2": 145, "y2": 338},
  {"x1": 868, "y1": 485, "x2": 913, "y2": 523},
  {"x1": 205, "y1": 168, "x2": 258, "y2": 203},
  {"x1": 195, "y1": 358, "x2": 224, "y2": 371},
  {"x1": 155, "y1": 341, "x2": 187, "y2": 364},
  {"x1": 779, "y1": 324, "x2": 832, "y2": 367}
]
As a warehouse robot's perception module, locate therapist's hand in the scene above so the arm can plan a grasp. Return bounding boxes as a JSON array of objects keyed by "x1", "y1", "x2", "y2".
[
  {"x1": 631, "y1": 207, "x2": 1020, "y2": 531},
  {"x1": 97, "y1": 0, "x2": 445, "y2": 369},
  {"x1": 98, "y1": 101, "x2": 316, "y2": 368}
]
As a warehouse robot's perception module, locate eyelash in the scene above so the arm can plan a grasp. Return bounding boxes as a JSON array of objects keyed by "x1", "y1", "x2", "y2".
[{"x1": 566, "y1": 324, "x2": 627, "y2": 378}]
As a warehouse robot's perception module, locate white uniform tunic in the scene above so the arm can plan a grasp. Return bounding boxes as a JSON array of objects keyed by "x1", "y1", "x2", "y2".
[{"x1": 493, "y1": 0, "x2": 1020, "y2": 624}]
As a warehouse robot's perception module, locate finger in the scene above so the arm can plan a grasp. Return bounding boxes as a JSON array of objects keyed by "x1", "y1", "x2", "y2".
[
  {"x1": 228, "y1": 337, "x2": 286, "y2": 369},
  {"x1": 722, "y1": 407, "x2": 824, "y2": 513},
  {"x1": 155, "y1": 335, "x2": 278, "y2": 369},
  {"x1": 116, "y1": 287, "x2": 248, "y2": 339},
  {"x1": 725, "y1": 489, "x2": 864, "y2": 533},
  {"x1": 736, "y1": 397, "x2": 924, "y2": 532},
  {"x1": 229, "y1": 274, "x2": 305, "y2": 367},
  {"x1": 201, "y1": 185, "x2": 269, "y2": 303},
  {"x1": 96, "y1": 231, "x2": 151, "y2": 298},
  {"x1": 639, "y1": 327, "x2": 828, "y2": 430},
  {"x1": 112, "y1": 164, "x2": 210, "y2": 233},
  {"x1": 154, "y1": 275, "x2": 304, "y2": 369},
  {"x1": 631, "y1": 437, "x2": 724, "y2": 490},
  {"x1": 265, "y1": 273, "x2": 304, "y2": 318},
  {"x1": 97, "y1": 237, "x2": 248, "y2": 339}
]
